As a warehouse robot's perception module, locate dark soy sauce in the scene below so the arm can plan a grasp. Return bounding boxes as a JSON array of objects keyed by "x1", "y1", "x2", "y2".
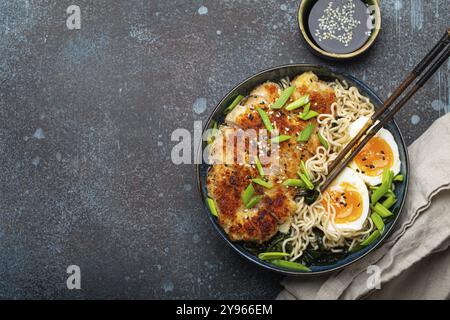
[{"x1": 308, "y1": 0, "x2": 374, "y2": 54}]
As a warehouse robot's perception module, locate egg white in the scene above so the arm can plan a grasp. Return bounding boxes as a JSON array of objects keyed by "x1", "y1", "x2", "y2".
[
  {"x1": 348, "y1": 116, "x2": 401, "y2": 186},
  {"x1": 325, "y1": 167, "x2": 370, "y2": 232}
]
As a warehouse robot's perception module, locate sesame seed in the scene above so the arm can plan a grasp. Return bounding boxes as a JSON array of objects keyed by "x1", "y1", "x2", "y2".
[{"x1": 314, "y1": 0, "x2": 361, "y2": 47}]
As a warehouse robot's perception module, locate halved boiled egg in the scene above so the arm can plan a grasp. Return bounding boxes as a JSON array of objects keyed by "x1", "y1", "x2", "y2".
[
  {"x1": 322, "y1": 167, "x2": 370, "y2": 232},
  {"x1": 348, "y1": 117, "x2": 401, "y2": 186}
]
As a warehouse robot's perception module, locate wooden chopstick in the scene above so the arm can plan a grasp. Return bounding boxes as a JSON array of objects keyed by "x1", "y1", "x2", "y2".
[
  {"x1": 327, "y1": 29, "x2": 450, "y2": 176},
  {"x1": 320, "y1": 29, "x2": 450, "y2": 192}
]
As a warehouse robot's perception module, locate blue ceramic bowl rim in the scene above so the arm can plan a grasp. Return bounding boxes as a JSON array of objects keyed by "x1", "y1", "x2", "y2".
[{"x1": 196, "y1": 64, "x2": 409, "y2": 276}]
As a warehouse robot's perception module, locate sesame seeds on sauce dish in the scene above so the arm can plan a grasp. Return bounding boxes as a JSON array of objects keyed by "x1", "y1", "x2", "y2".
[{"x1": 307, "y1": 0, "x2": 376, "y2": 54}]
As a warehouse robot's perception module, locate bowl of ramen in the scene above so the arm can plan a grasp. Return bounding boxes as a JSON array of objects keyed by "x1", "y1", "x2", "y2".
[{"x1": 197, "y1": 64, "x2": 408, "y2": 275}]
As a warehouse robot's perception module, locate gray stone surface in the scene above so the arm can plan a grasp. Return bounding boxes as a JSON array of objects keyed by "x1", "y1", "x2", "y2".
[{"x1": 0, "y1": 0, "x2": 448, "y2": 299}]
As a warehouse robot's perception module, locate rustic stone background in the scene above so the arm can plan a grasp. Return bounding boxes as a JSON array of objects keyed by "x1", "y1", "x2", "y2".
[{"x1": 0, "y1": 0, "x2": 448, "y2": 299}]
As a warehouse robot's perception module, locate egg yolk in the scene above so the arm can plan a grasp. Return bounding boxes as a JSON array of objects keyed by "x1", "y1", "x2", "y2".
[
  {"x1": 323, "y1": 183, "x2": 363, "y2": 224},
  {"x1": 354, "y1": 136, "x2": 393, "y2": 176}
]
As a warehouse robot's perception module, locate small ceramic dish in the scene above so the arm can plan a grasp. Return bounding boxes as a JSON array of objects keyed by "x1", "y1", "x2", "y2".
[{"x1": 298, "y1": 0, "x2": 381, "y2": 60}]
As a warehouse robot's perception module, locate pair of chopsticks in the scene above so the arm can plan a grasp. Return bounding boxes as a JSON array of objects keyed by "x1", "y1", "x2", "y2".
[{"x1": 320, "y1": 29, "x2": 450, "y2": 192}]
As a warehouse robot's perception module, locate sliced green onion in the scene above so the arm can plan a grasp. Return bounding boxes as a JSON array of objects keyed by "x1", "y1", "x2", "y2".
[
  {"x1": 245, "y1": 195, "x2": 263, "y2": 209},
  {"x1": 317, "y1": 132, "x2": 329, "y2": 149},
  {"x1": 271, "y1": 135, "x2": 292, "y2": 144},
  {"x1": 251, "y1": 178, "x2": 273, "y2": 189},
  {"x1": 299, "y1": 109, "x2": 318, "y2": 120},
  {"x1": 371, "y1": 168, "x2": 391, "y2": 204},
  {"x1": 386, "y1": 189, "x2": 395, "y2": 197},
  {"x1": 242, "y1": 183, "x2": 255, "y2": 205},
  {"x1": 300, "y1": 160, "x2": 309, "y2": 179},
  {"x1": 393, "y1": 174, "x2": 404, "y2": 182},
  {"x1": 271, "y1": 86, "x2": 295, "y2": 110},
  {"x1": 255, "y1": 157, "x2": 264, "y2": 177},
  {"x1": 302, "y1": 102, "x2": 310, "y2": 115},
  {"x1": 371, "y1": 212, "x2": 385, "y2": 233},
  {"x1": 256, "y1": 106, "x2": 273, "y2": 132},
  {"x1": 282, "y1": 179, "x2": 306, "y2": 188},
  {"x1": 285, "y1": 94, "x2": 310, "y2": 111},
  {"x1": 207, "y1": 120, "x2": 218, "y2": 144},
  {"x1": 381, "y1": 168, "x2": 389, "y2": 184},
  {"x1": 360, "y1": 230, "x2": 381, "y2": 247},
  {"x1": 297, "y1": 123, "x2": 314, "y2": 142},
  {"x1": 388, "y1": 170, "x2": 394, "y2": 188},
  {"x1": 258, "y1": 252, "x2": 290, "y2": 261},
  {"x1": 207, "y1": 198, "x2": 218, "y2": 217},
  {"x1": 270, "y1": 259, "x2": 311, "y2": 272},
  {"x1": 382, "y1": 194, "x2": 397, "y2": 209},
  {"x1": 224, "y1": 95, "x2": 244, "y2": 114},
  {"x1": 298, "y1": 172, "x2": 314, "y2": 190},
  {"x1": 373, "y1": 202, "x2": 394, "y2": 218}
]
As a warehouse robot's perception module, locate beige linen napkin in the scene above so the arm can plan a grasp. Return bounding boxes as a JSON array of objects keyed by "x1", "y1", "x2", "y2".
[{"x1": 278, "y1": 113, "x2": 450, "y2": 300}]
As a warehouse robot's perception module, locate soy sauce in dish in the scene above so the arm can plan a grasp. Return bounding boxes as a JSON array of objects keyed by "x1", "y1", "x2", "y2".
[{"x1": 308, "y1": 0, "x2": 374, "y2": 54}]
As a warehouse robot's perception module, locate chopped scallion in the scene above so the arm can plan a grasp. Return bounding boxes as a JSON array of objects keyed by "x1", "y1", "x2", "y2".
[
  {"x1": 271, "y1": 86, "x2": 295, "y2": 110},
  {"x1": 373, "y1": 202, "x2": 394, "y2": 218},
  {"x1": 297, "y1": 123, "x2": 314, "y2": 142},
  {"x1": 255, "y1": 157, "x2": 264, "y2": 177},
  {"x1": 207, "y1": 198, "x2": 218, "y2": 217},
  {"x1": 271, "y1": 135, "x2": 292, "y2": 144},
  {"x1": 285, "y1": 94, "x2": 310, "y2": 111},
  {"x1": 245, "y1": 195, "x2": 263, "y2": 209},
  {"x1": 258, "y1": 252, "x2": 290, "y2": 260},
  {"x1": 242, "y1": 183, "x2": 255, "y2": 205},
  {"x1": 360, "y1": 230, "x2": 381, "y2": 247},
  {"x1": 207, "y1": 120, "x2": 218, "y2": 144},
  {"x1": 382, "y1": 194, "x2": 397, "y2": 209},
  {"x1": 299, "y1": 109, "x2": 318, "y2": 120},
  {"x1": 282, "y1": 179, "x2": 306, "y2": 188},
  {"x1": 270, "y1": 259, "x2": 311, "y2": 272},
  {"x1": 371, "y1": 212, "x2": 385, "y2": 232},
  {"x1": 302, "y1": 102, "x2": 310, "y2": 115},
  {"x1": 317, "y1": 132, "x2": 329, "y2": 149},
  {"x1": 224, "y1": 95, "x2": 244, "y2": 114},
  {"x1": 256, "y1": 106, "x2": 273, "y2": 132},
  {"x1": 298, "y1": 172, "x2": 314, "y2": 190},
  {"x1": 300, "y1": 160, "x2": 309, "y2": 179},
  {"x1": 251, "y1": 178, "x2": 273, "y2": 189},
  {"x1": 371, "y1": 168, "x2": 391, "y2": 204}
]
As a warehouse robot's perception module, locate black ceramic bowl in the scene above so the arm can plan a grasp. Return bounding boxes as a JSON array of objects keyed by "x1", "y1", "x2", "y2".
[{"x1": 197, "y1": 64, "x2": 409, "y2": 275}]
